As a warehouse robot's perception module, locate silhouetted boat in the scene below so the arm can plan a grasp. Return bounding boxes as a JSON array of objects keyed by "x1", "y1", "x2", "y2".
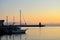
[
  {"x1": 12, "y1": 28, "x2": 26, "y2": 34},
  {"x1": 4, "y1": 27, "x2": 26, "y2": 34},
  {"x1": 0, "y1": 20, "x2": 26, "y2": 35}
]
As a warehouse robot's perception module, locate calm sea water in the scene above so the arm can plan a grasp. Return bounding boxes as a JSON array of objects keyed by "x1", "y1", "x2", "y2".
[{"x1": 0, "y1": 26, "x2": 60, "y2": 40}]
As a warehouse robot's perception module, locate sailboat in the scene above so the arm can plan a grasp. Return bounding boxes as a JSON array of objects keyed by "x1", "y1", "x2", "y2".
[
  {"x1": 11, "y1": 10, "x2": 26, "y2": 34},
  {"x1": 0, "y1": 10, "x2": 26, "y2": 35},
  {"x1": 3, "y1": 10, "x2": 26, "y2": 34}
]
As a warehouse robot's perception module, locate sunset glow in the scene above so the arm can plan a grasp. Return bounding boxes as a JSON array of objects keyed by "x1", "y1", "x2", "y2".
[{"x1": 0, "y1": 0, "x2": 60, "y2": 24}]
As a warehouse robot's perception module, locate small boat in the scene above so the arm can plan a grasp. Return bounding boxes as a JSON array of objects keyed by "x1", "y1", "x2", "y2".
[
  {"x1": 11, "y1": 27, "x2": 26, "y2": 34},
  {"x1": 4, "y1": 27, "x2": 26, "y2": 34},
  {"x1": 12, "y1": 29, "x2": 26, "y2": 34}
]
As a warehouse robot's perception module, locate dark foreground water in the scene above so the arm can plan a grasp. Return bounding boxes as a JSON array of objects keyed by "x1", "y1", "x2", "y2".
[{"x1": 0, "y1": 26, "x2": 60, "y2": 40}]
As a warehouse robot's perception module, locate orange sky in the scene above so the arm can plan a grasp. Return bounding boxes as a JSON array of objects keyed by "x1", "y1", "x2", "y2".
[{"x1": 0, "y1": 0, "x2": 60, "y2": 24}]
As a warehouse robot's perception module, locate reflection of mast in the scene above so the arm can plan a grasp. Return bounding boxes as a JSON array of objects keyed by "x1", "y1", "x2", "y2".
[{"x1": 6, "y1": 16, "x2": 8, "y2": 25}]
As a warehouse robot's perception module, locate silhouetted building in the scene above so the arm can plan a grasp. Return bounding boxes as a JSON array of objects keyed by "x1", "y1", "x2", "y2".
[
  {"x1": 39, "y1": 22, "x2": 41, "y2": 26},
  {"x1": 0, "y1": 20, "x2": 4, "y2": 26}
]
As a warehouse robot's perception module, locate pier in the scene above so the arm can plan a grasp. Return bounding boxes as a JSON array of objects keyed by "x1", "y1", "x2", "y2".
[{"x1": 0, "y1": 24, "x2": 45, "y2": 28}]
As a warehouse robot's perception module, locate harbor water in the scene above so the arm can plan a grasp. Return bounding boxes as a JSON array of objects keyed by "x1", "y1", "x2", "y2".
[{"x1": 0, "y1": 26, "x2": 60, "y2": 40}]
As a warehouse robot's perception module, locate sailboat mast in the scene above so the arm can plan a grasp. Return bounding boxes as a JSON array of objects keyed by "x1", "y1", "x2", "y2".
[
  {"x1": 6, "y1": 16, "x2": 8, "y2": 25},
  {"x1": 13, "y1": 16, "x2": 15, "y2": 25},
  {"x1": 20, "y1": 10, "x2": 21, "y2": 26}
]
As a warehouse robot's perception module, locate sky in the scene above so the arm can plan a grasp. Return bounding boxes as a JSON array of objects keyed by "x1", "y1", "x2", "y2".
[{"x1": 0, "y1": 0, "x2": 60, "y2": 24}]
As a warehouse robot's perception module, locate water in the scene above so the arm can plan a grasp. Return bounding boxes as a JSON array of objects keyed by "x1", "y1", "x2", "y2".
[{"x1": 0, "y1": 26, "x2": 60, "y2": 40}]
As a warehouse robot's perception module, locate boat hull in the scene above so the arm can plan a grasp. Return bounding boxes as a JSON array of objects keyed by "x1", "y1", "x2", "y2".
[
  {"x1": 2, "y1": 29, "x2": 26, "y2": 35},
  {"x1": 12, "y1": 30, "x2": 26, "y2": 34}
]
